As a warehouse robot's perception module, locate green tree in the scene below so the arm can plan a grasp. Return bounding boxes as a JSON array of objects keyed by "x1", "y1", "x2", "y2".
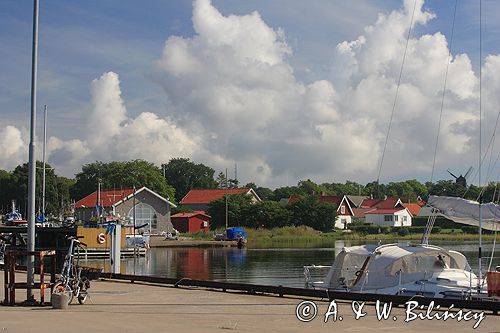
[
  {"x1": 162, "y1": 158, "x2": 217, "y2": 202},
  {"x1": 272, "y1": 186, "x2": 306, "y2": 201},
  {"x1": 321, "y1": 181, "x2": 365, "y2": 196},
  {"x1": 6, "y1": 162, "x2": 69, "y2": 216},
  {"x1": 298, "y1": 179, "x2": 325, "y2": 195},
  {"x1": 244, "y1": 182, "x2": 273, "y2": 200},
  {"x1": 216, "y1": 172, "x2": 227, "y2": 189},
  {"x1": 364, "y1": 181, "x2": 386, "y2": 199},
  {"x1": 240, "y1": 200, "x2": 292, "y2": 228},
  {"x1": 426, "y1": 180, "x2": 466, "y2": 198},
  {"x1": 0, "y1": 169, "x2": 14, "y2": 213},
  {"x1": 206, "y1": 194, "x2": 253, "y2": 229},
  {"x1": 286, "y1": 195, "x2": 338, "y2": 232},
  {"x1": 73, "y1": 160, "x2": 174, "y2": 201}
]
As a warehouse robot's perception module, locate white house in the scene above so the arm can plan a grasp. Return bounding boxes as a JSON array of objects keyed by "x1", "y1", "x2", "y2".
[{"x1": 365, "y1": 207, "x2": 412, "y2": 227}]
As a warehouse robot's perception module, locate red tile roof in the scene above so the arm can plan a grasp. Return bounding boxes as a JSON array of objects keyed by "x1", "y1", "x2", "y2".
[
  {"x1": 378, "y1": 197, "x2": 402, "y2": 209},
  {"x1": 352, "y1": 208, "x2": 375, "y2": 218},
  {"x1": 171, "y1": 211, "x2": 211, "y2": 219},
  {"x1": 402, "y1": 203, "x2": 421, "y2": 216},
  {"x1": 75, "y1": 189, "x2": 135, "y2": 208},
  {"x1": 360, "y1": 197, "x2": 402, "y2": 209},
  {"x1": 365, "y1": 208, "x2": 406, "y2": 215},
  {"x1": 319, "y1": 195, "x2": 343, "y2": 205},
  {"x1": 180, "y1": 188, "x2": 251, "y2": 204},
  {"x1": 287, "y1": 195, "x2": 301, "y2": 204}
]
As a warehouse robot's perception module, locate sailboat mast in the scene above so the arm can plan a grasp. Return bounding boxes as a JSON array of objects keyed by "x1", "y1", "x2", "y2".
[
  {"x1": 42, "y1": 105, "x2": 47, "y2": 218},
  {"x1": 477, "y1": 0, "x2": 483, "y2": 291}
]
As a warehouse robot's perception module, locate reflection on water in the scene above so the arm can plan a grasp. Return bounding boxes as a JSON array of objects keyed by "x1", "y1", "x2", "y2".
[{"x1": 84, "y1": 241, "x2": 499, "y2": 288}]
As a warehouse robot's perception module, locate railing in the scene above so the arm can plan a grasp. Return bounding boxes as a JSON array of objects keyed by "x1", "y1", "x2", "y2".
[
  {"x1": 2, "y1": 250, "x2": 56, "y2": 306},
  {"x1": 303, "y1": 265, "x2": 331, "y2": 289}
]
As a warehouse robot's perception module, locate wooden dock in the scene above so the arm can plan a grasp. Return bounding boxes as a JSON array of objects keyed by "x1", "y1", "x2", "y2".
[{"x1": 149, "y1": 235, "x2": 238, "y2": 248}]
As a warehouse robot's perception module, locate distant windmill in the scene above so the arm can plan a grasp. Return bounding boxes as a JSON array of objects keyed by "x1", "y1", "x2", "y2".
[{"x1": 447, "y1": 166, "x2": 473, "y2": 187}]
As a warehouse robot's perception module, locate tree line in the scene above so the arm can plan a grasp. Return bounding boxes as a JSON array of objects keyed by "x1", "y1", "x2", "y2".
[{"x1": 1, "y1": 157, "x2": 498, "y2": 220}]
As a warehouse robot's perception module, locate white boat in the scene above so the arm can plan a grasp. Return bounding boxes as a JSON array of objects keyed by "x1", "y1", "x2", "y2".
[
  {"x1": 305, "y1": 243, "x2": 479, "y2": 298},
  {"x1": 304, "y1": 195, "x2": 499, "y2": 298}
]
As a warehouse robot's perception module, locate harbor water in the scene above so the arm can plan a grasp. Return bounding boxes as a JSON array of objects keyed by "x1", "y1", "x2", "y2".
[{"x1": 85, "y1": 240, "x2": 499, "y2": 288}]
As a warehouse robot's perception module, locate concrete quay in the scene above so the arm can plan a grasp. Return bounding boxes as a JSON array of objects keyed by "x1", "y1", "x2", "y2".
[{"x1": 0, "y1": 271, "x2": 498, "y2": 333}]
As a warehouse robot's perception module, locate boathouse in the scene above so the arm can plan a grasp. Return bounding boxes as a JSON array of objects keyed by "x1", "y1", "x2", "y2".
[
  {"x1": 171, "y1": 212, "x2": 211, "y2": 233},
  {"x1": 74, "y1": 187, "x2": 176, "y2": 233}
]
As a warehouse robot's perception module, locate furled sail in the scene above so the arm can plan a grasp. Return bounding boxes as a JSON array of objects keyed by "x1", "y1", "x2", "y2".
[{"x1": 427, "y1": 195, "x2": 500, "y2": 231}]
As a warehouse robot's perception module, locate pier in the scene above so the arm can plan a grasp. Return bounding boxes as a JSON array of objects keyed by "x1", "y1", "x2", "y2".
[
  {"x1": 1, "y1": 269, "x2": 499, "y2": 332},
  {"x1": 149, "y1": 235, "x2": 238, "y2": 248}
]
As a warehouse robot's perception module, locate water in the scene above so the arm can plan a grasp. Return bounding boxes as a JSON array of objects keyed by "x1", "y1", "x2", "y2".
[{"x1": 85, "y1": 240, "x2": 499, "y2": 288}]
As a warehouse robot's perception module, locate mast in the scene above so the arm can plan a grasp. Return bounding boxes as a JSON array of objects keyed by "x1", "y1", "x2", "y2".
[
  {"x1": 42, "y1": 105, "x2": 47, "y2": 220},
  {"x1": 97, "y1": 177, "x2": 101, "y2": 224},
  {"x1": 225, "y1": 195, "x2": 228, "y2": 230},
  {"x1": 26, "y1": 0, "x2": 39, "y2": 302},
  {"x1": 478, "y1": 0, "x2": 483, "y2": 291}
]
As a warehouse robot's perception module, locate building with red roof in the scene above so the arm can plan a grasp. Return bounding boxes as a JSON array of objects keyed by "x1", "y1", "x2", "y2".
[
  {"x1": 179, "y1": 188, "x2": 261, "y2": 212},
  {"x1": 365, "y1": 206, "x2": 412, "y2": 227},
  {"x1": 171, "y1": 211, "x2": 211, "y2": 233},
  {"x1": 281, "y1": 194, "x2": 356, "y2": 229},
  {"x1": 402, "y1": 203, "x2": 422, "y2": 216},
  {"x1": 360, "y1": 196, "x2": 403, "y2": 209},
  {"x1": 74, "y1": 187, "x2": 176, "y2": 233}
]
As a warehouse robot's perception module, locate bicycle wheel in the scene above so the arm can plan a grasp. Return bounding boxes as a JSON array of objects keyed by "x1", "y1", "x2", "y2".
[
  {"x1": 53, "y1": 281, "x2": 74, "y2": 305},
  {"x1": 78, "y1": 290, "x2": 88, "y2": 304},
  {"x1": 77, "y1": 278, "x2": 89, "y2": 304}
]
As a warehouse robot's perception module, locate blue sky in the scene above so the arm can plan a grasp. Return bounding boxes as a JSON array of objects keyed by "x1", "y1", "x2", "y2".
[{"x1": 1, "y1": 0, "x2": 500, "y2": 188}]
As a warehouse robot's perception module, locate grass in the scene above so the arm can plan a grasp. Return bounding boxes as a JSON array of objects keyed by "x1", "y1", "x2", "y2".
[{"x1": 179, "y1": 226, "x2": 497, "y2": 248}]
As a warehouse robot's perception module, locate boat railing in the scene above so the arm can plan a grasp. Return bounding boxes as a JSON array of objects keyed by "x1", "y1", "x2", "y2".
[{"x1": 303, "y1": 265, "x2": 331, "y2": 289}]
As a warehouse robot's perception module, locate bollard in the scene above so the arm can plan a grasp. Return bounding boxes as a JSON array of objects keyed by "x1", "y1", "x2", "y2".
[{"x1": 51, "y1": 292, "x2": 70, "y2": 309}]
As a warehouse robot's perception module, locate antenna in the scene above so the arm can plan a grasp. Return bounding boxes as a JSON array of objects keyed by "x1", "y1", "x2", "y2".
[{"x1": 234, "y1": 163, "x2": 238, "y2": 185}]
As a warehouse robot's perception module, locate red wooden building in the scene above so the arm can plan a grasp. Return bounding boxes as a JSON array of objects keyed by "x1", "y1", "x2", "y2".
[{"x1": 171, "y1": 212, "x2": 211, "y2": 233}]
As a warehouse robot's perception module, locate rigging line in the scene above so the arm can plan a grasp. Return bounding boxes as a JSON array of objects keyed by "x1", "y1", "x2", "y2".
[
  {"x1": 430, "y1": 0, "x2": 459, "y2": 184},
  {"x1": 485, "y1": 108, "x2": 500, "y2": 180},
  {"x1": 376, "y1": 0, "x2": 418, "y2": 183},
  {"x1": 466, "y1": 107, "x2": 500, "y2": 201}
]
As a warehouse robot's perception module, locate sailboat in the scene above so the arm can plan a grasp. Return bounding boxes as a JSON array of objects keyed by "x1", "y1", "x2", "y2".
[
  {"x1": 427, "y1": 195, "x2": 500, "y2": 297},
  {"x1": 304, "y1": 1, "x2": 499, "y2": 299}
]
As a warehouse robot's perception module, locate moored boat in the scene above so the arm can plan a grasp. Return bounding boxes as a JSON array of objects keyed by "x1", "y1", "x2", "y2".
[{"x1": 305, "y1": 243, "x2": 480, "y2": 299}]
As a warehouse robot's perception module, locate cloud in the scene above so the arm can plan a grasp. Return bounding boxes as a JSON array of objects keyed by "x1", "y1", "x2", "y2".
[
  {"x1": 2, "y1": 0, "x2": 500, "y2": 188},
  {"x1": 0, "y1": 71, "x2": 199, "y2": 177},
  {"x1": 0, "y1": 126, "x2": 28, "y2": 170}
]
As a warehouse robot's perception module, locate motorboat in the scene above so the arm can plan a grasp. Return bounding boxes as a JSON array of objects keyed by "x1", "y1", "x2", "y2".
[{"x1": 3, "y1": 200, "x2": 27, "y2": 227}]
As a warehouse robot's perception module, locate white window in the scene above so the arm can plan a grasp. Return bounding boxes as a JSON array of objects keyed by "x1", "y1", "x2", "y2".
[
  {"x1": 384, "y1": 215, "x2": 393, "y2": 222},
  {"x1": 340, "y1": 206, "x2": 345, "y2": 214},
  {"x1": 128, "y1": 203, "x2": 157, "y2": 229},
  {"x1": 394, "y1": 215, "x2": 399, "y2": 221},
  {"x1": 403, "y1": 216, "x2": 407, "y2": 222}
]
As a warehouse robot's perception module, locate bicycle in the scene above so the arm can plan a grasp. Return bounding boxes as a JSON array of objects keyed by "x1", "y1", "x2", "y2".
[{"x1": 52, "y1": 236, "x2": 91, "y2": 305}]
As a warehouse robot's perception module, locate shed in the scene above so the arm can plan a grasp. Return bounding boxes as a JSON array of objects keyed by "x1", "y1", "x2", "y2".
[{"x1": 171, "y1": 212, "x2": 211, "y2": 233}]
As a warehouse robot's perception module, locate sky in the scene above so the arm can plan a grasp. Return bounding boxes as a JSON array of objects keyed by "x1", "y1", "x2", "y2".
[{"x1": 1, "y1": 0, "x2": 500, "y2": 189}]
